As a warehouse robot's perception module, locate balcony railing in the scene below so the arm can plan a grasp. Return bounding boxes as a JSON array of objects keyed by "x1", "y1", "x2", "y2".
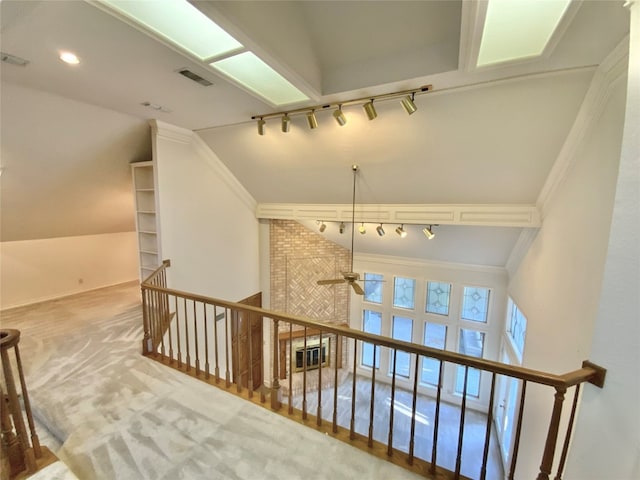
[
  {"x1": 1, "y1": 329, "x2": 58, "y2": 479},
  {"x1": 141, "y1": 260, "x2": 606, "y2": 480}
]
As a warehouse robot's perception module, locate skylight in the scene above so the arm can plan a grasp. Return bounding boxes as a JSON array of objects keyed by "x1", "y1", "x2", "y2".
[
  {"x1": 99, "y1": 0, "x2": 308, "y2": 106},
  {"x1": 210, "y1": 52, "x2": 309, "y2": 106},
  {"x1": 477, "y1": 0, "x2": 572, "y2": 67},
  {"x1": 102, "y1": 0, "x2": 242, "y2": 60}
]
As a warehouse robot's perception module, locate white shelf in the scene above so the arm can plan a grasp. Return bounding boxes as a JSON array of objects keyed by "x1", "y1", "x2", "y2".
[{"x1": 132, "y1": 161, "x2": 161, "y2": 281}]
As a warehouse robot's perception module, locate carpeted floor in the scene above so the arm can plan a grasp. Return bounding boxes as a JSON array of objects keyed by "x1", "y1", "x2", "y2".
[{"x1": 1, "y1": 282, "x2": 424, "y2": 480}]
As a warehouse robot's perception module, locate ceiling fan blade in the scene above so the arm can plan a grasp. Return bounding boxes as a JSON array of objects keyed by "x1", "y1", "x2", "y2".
[
  {"x1": 350, "y1": 281, "x2": 365, "y2": 295},
  {"x1": 317, "y1": 279, "x2": 346, "y2": 285}
]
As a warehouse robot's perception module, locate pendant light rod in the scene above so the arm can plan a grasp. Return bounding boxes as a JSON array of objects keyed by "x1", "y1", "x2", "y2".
[
  {"x1": 251, "y1": 85, "x2": 432, "y2": 121},
  {"x1": 350, "y1": 164, "x2": 358, "y2": 272}
]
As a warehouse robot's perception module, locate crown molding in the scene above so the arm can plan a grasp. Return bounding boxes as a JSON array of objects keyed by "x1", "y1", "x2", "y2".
[
  {"x1": 149, "y1": 119, "x2": 194, "y2": 144},
  {"x1": 505, "y1": 228, "x2": 540, "y2": 279},
  {"x1": 354, "y1": 252, "x2": 508, "y2": 277},
  {"x1": 191, "y1": 134, "x2": 257, "y2": 212},
  {"x1": 149, "y1": 120, "x2": 256, "y2": 212},
  {"x1": 536, "y1": 37, "x2": 629, "y2": 217},
  {"x1": 256, "y1": 203, "x2": 541, "y2": 228}
]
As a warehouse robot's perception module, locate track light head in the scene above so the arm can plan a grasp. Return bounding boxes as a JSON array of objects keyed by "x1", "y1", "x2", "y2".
[
  {"x1": 257, "y1": 118, "x2": 265, "y2": 136},
  {"x1": 363, "y1": 100, "x2": 377, "y2": 120},
  {"x1": 339, "y1": 222, "x2": 345, "y2": 234},
  {"x1": 306, "y1": 111, "x2": 318, "y2": 129},
  {"x1": 333, "y1": 106, "x2": 347, "y2": 126},
  {"x1": 281, "y1": 114, "x2": 291, "y2": 133},
  {"x1": 318, "y1": 221, "x2": 326, "y2": 233},
  {"x1": 396, "y1": 224, "x2": 407, "y2": 238},
  {"x1": 359, "y1": 223, "x2": 366, "y2": 234},
  {"x1": 401, "y1": 93, "x2": 417, "y2": 115},
  {"x1": 423, "y1": 225, "x2": 435, "y2": 240},
  {"x1": 376, "y1": 224, "x2": 385, "y2": 237}
]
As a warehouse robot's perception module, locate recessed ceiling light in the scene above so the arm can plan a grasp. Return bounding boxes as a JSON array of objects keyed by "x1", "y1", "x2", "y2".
[
  {"x1": 59, "y1": 51, "x2": 80, "y2": 65},
  {"x1": 477, "y1": 0, "x2": 571, "y2": 67}
]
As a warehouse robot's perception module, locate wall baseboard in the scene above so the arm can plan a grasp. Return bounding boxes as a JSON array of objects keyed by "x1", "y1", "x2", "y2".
[{"x1": 0, "y1": 279, "x2": 139, "y2": 312}]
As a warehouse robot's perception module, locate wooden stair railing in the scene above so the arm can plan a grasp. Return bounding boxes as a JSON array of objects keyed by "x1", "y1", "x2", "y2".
[
  {"x1": 1, "y1": 330, "x2": 57, "y2": 480},
  {"x1": 141, "y1": 261, "x2": 606, "y2": 480}
]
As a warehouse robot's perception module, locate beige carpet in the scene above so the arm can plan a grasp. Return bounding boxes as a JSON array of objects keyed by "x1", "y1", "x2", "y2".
[{"x1": 1, "y1": 282, "x2": 424, "y2": 480}]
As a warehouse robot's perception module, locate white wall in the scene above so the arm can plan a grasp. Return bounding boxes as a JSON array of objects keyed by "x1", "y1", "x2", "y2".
[
  {"x1": 506, "y1": 53, "x2": 628, "y2": 477},
  {"x1": 0, "y1": 232, "x2": 138, "y2": 309},
  {"x1": 565, "y1": 4, "x2": 640, "y2": 478},
  {"x1": 151, "y1": 121, "x2": 260, "y2": 302}
]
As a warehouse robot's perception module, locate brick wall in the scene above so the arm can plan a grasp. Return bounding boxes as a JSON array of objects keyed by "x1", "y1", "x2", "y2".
[
  {"x1": 270, "y1": 219, "x2": 350, "y2": 325},
  {"x1": 269, "y1": 220, "x2": 351, "y2": 392}
]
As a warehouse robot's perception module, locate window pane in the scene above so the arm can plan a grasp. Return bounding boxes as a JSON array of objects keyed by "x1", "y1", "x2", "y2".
[
  {"x1": 455, "y1": 366, "x2": 481, "y2": 398},
  {"x1": 390, "y1": 316, "x2": 413, "y2": 377},
  {"x1": 393, "y1": 277, "x2": 416, "y2": 309},
  {"x1": 461, "y1": 286, "x2": 490, "y2": 323},
  {"x1": 362, "y1": 310, "x2": 381, "y2": 368},
  {"x1": 364, "y1": 273, "x2": 384, "y2": 304},
  {"x1": 455, "y1": 329, "x2": 485, "y2": 397},
  {"x1": 421, "y1": 323, "x2": 447, "y2": 386},
  {"x1": 426, "y1": 281, "x2": 451, "y2": 316},
  {"x1": 508, "y1": 301, "x2": 527, "y2": 356},
  {"x1": 458, "y1": 329, "x2": 485, "y2": 357}
]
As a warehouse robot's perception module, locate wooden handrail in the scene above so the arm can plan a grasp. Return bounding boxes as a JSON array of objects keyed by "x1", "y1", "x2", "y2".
[
  {"x1": 141, "y1": 260, "x2": 607, "y2": 480},
  {"x1": 141, "y1": 279, "x2": 604, "y2": 390}
]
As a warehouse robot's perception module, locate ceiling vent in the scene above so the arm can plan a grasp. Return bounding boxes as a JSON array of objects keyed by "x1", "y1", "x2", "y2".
[
  {"x1": 177, "y1": 68, "x2": 213, "y2": 86},
  {"x1": 1, "y1": 52, "x2": 29, "y2": 67}
]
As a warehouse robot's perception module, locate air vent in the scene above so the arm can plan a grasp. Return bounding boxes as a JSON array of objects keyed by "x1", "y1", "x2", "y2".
[
  {"x1": 1, "y1": 52, "x2": 29, "y2": 67},
  {"x1": 177, "y1": 68, "x2": 213, "y2": 86}
]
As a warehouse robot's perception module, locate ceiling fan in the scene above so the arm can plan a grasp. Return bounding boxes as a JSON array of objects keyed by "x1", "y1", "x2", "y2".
[{"x1": 317, "y1": 164, "x2": 367, "y2": 295}]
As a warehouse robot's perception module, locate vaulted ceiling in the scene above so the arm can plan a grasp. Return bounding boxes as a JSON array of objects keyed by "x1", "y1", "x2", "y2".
[{"x1": 0, "y1": 1, "x2": 630, "y2": 266}]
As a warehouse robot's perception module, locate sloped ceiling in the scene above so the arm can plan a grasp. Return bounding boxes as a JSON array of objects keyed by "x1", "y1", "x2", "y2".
[
  {"x1": 197, "y1": 69, "x2": 593, "y2": 205},
  {"x1": 0, "y1": 0, "x2": 630, "y2": 266},
  {"x1": 0, "y1": 82, "x2": 151, "y2": 242}
]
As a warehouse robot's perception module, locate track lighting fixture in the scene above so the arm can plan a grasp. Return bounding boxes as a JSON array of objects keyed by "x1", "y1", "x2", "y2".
[
  {"x1": 333, "y1": 105, "x2": 347, "y2": 126},
  {"x1": 311, "y1": 221, "x2": 435, "y2": 242},
  {"x1": 257, "y1": 118, "x2": 265, "y2": 136},
  {"x1": 363, "y1": 100, "x2": 377, "y2": 120},
  {"x1": 251, "y1": 85, "x2": 431, "y2": 135},
  {"x1": 281, "y1": 114, "x2": 291, "y2": 133},
  {"x1": 306, "y1": 110, "x2": 318, "y2": 129},
  {"x1": 401, "y1": 93, "x2": 417, "y2": 115},
  {"x1": 423, "y1": 225, "x2": 436, "y2": 240}
]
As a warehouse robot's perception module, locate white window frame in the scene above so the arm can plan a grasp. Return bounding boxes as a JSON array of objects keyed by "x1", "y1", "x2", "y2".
[{"x1": 351, "y1": 258, "x2": 507, "y2": 410}]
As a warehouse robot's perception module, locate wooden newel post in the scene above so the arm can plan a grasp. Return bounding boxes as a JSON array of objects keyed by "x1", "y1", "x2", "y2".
[
  {"x1": 537, "y1": 387, "x2": 567, "y2": 480},
  {"x1": 271, "y1": 318, "x2": 281, "y2": 410},
  {"x1": 0, "y1": 330, "x2": 37, "y2": 475},
  {"x1": 141, "y1": 287, "x2": 152, "y2": 355}
]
